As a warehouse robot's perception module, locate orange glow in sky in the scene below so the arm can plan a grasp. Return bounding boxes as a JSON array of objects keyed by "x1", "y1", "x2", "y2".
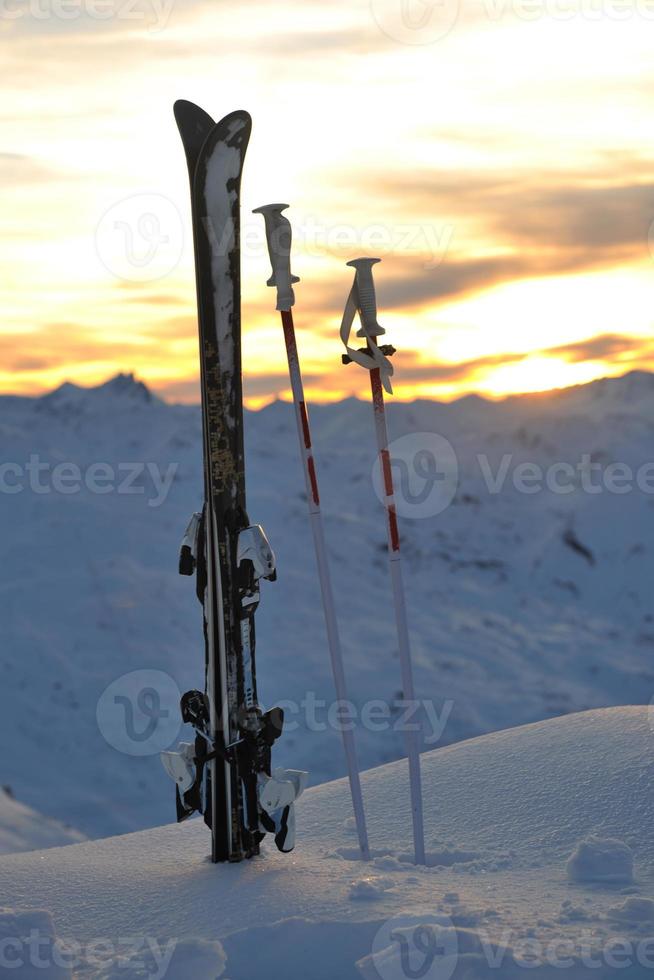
[{"x1": 2, "y1": 1, "x2": 654, "y2": 405}]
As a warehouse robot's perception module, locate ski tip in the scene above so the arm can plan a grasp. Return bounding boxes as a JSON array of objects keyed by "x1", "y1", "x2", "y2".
[
  {"x1": 173, "y1": 99, "x2": 216, "y2": 130},
  {"x1": 205, "y1": 110, "x2": 252, "y2": 156},
  {"x1": 221, "y1": 109, "x2": 253, "y2": 135}
]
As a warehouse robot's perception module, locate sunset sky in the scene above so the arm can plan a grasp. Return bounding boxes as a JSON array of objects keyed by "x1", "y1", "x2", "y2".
[{"x1": 2, "y1": 0, "x2": 654, "y2": 406}]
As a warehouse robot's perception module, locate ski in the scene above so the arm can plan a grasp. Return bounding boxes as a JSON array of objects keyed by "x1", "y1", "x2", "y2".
[{"x1": 161, "y1": 100, "x2": 305, "y2": 862}]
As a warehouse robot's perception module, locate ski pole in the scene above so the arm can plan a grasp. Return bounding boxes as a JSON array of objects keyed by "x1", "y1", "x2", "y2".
[
  {"x1": 254, "y1": 203, "x2": 371, "y2": 862},
  {"x1": 340, "y1": 257, "x2": 426, "y2": 866}
]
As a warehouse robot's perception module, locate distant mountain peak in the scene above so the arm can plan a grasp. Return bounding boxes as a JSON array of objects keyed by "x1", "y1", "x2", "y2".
[
  {"x1": 37, "y1": 373, "x2": 156, "y2": 419},
  {"x1": 97, "y1": 373, "x2": 153, "y2": 402},
  {"x1": 46, "y1": 373, "x2": 153, "y2": 403}
]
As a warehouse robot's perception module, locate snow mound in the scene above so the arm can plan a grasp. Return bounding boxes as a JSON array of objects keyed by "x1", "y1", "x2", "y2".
[
  {"x1": 567, "y1": 837, "x2": 634, "y2": 884},
  {"x1": 607, "y1": 897, "x2": 654, "y2": 923},
  {"x1": 348, "y1": 876, "x2": 393, "y2": 901},
  {"x1": 0, "y1": 707, "x2": 653, "y2": 978}
]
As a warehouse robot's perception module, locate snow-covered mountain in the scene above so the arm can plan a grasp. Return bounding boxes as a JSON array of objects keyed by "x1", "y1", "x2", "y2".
[
  {"x1": 0, "y1": 787, "x2": 86, "y2": 855},
  {"x1": 1, "y1": 371, "x2": 654, "y2": 841},
  {"x1": 1, "y1": 707, "x2": 652, "y2": 978}
]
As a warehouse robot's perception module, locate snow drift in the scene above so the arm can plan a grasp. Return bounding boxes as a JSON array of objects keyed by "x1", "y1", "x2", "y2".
[{"x1": 1, "y1": 706, "x2": 653, "y2": 978}]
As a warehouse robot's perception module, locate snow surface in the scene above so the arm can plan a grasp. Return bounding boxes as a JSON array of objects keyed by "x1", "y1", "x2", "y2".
[
  {"x1": 2, "y1": 372, "x2": 654, "y2": 841},
  {"x1": 1, "y1": 707, "x2": 653, "y2": 978}
]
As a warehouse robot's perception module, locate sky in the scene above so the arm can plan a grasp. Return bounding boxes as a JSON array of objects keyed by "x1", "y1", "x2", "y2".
[{"x1": 2, "y1": 0, "x2": 654, "y2": 406}]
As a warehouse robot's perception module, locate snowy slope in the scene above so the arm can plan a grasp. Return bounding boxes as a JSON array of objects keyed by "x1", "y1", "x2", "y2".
[
  {"x1": 1, "y1": 707, "x2": 653, "y2": 978},
  {"x1": 1, "y1": 372, "x2": 654, "y2": 840},
  {"x1": 0, "y1": 788, "x2": 85, "y2": 855}
]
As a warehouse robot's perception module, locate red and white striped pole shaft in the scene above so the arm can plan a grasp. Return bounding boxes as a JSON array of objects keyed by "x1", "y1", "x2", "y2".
[
  {"x1": 254, "y1": 204, "x2": 370, "y2": 861},
  {"x1": 343, "y1": 258, "x2": 426, "y2": 866},
  {"x1": 369, "y1": 366, "x2": 426, "y2": 866}
]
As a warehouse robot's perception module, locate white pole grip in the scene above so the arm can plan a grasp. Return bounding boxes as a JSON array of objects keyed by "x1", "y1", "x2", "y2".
[
  {"x1": 347, "y1": 257, "x2": 384, "y2": 339},
  {"x1": 253, "y1": 203, "x2": 300, "y2": 312}
]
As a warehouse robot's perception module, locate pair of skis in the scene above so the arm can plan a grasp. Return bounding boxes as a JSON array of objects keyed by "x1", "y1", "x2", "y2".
[
  {"x1": 161, "y1": 102, "x2": 305, "y2": 863},
  {"x1": 162, "y1": 101, "x2": 425, "y2": 867}
]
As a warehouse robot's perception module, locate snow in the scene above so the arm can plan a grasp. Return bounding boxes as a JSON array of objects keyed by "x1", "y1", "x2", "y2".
[
  {"x1": 93, "y1": 938, "x2": 225, "y2": 980},
  {"x1": 0, "y1": 706, "x2": 653, "y2": 978},
  {"x1": 3, "y1": 371, "x2": 654, "y2": 845},
  {"x1": 0, "y1": 788, "x2": 85, "y2": 856},
  {"x1": 608, "y1": 898, "x2": 654, "y2": 924},
  {"x1": 0, "y1": 908, "x2": 69, "y2": 980},
  {"x1": 567, "y1": 838, "x2": 635, "y2": 884}
]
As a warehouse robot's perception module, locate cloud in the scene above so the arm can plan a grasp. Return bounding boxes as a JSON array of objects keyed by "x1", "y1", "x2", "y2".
[
  {"x1": 377, "y1": 255, "x2": 531, "y2": 309},
  {"x1": 372, "y1": 168, "x2": 654, "y2": 251},
  {"x1": 335, "y1": 171, "x2": 654, "y2": 308},
  {"x1": 0, "y1": 323, "x2": 149, "y2": 374},
  {"x1": 0, "y1": 152, "x2": 62, "y2": 185},
  {"x1": 0, "y1": 0, "x2": 383, "y2": 55},
  {"x1": 1, "y1": 0, "x2": 173, "y2": 39},
  {"x1": 545, "y1": 333, "x2": 654, "y2": 364},
  {"x1": 501, "y1": 183, "x2": 654, "y2": 252},
  {"x1": 156, "y1": 369, "x2": 319, "y2": 403},
  {"x1": 380, "y1": 336, "x2": 654, "y2": 389},
  {"x1": 263, "y1": 171, "x2": 654, "y2": 319},
  {"x1": 386, "y1": 348, "x2": 526, "y2": 385}
]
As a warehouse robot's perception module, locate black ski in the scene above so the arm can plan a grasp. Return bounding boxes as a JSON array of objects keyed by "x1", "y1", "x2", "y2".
[
  {"x1": 171, "y1": 101, "x2": 274, "y2": 862},
  {"x1": 161, "y1": 100, "x2": 306, "y2": 864}
]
